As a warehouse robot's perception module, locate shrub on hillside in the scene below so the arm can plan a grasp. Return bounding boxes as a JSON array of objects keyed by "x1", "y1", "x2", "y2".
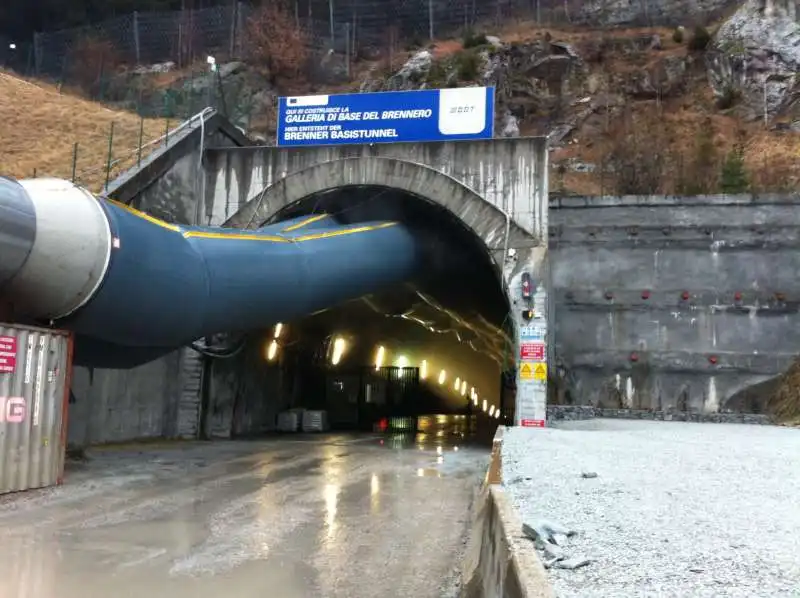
[
  {"x1": 688, "y1": 26, "x2": 711, "y2": 51},
  {"x1": 672, "y1": 28, "x2": 684, "y2": 44},
  {"x1": 462, "y1": 29, "x2": 488, "y2": 49},
  {"x1": 455, "y1": 50, "x2": 482, "y2": 81},
  {"x1": 67, "y1": 36, "x2": 121, "y2": 99},
  {"x1": 720, "y1": 143, "x2": 750, "y2": 193}
]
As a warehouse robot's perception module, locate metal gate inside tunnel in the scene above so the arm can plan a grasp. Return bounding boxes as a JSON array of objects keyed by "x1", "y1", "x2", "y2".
[{"x1": 300, "y1": 366, "x2": 424, "y2": 430}]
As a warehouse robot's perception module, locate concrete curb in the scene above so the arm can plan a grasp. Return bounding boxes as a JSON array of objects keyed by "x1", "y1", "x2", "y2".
[{"x1": 461, "y1": 427, "x2": 555, "y2": 598}]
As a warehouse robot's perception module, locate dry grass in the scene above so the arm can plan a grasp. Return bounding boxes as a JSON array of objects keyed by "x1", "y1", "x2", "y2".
[
  {"x1": 767, "y1": 359, "x2": 800, "y2": 425},
  {"x1": 0, "y1": 70, "x2": 168, "y2": 192}
]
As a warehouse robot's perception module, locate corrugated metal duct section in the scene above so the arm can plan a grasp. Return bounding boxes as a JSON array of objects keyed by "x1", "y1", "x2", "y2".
[{"x1": 0, "y1": 323, "x2": 72, "y2": 495}]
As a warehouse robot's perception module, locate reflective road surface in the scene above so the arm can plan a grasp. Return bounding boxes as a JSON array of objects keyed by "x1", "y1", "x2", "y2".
[{"x1": 0, "y1": 431, "x2": 488, "y2": 598}]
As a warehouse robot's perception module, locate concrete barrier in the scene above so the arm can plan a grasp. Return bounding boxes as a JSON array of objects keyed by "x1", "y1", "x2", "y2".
[{"x1": 461, "y1": 427, "x2": 554, "y2": 598}]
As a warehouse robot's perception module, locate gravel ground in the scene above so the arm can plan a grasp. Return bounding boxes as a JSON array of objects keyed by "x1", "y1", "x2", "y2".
[{"x1": 502, "y1": 420, "x2": 800, "y2": 598}]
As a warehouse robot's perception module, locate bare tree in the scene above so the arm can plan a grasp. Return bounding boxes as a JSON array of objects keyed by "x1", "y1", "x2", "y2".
[{"x1": 246, "y1": 0, "x2": 310, "y2": 87}]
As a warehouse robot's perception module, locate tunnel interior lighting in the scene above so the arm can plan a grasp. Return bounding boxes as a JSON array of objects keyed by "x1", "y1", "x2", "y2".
[
  {"x1": 331, "y1": 337, "x2": 346, "y2": 365},
  {"x1": 482, "y1": 399, "x2": 488, "y2": 412},
  {"x1": 375, "y1": 346, "x2": 385, "y2": 370},
  {"x1": 495, "y1": 410, "x2": 501, "y2": 419},
  {"x1": 438, "y1": 370, "x2": 446, "y2": 385},
  {"x1": 273, "y1": 322, "x2": 283, "y2": 339},
  {"x1": 396, "y1": 355, "x2": 408, "y2": 369},
  {"x1": 420, "y1": 360, "x2": 428, "y2": 380},
  {"x1": 489, "y1": 405, "x2": 495, "y2": 417},
  {"x1": 473, "y1": 395, "x2": 478, "y2": 406},
  {"x1": 266, "y1": 340, "x2": 278, "y2": 361},
  {"x1": 454, "y1": 377, "x2": 461, "y2": 392},
  {"x1": 460, "y1": 381, "x2": 467, "y2": 396}
]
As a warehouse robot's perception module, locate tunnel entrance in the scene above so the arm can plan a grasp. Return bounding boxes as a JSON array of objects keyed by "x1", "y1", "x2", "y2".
[{"x1": 201, "y1": 183, "x2": 515, "y2": 437}]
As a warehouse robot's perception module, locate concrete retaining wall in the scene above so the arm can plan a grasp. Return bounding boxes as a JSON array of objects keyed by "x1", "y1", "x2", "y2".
[
  {"x1": 547, "y1": 405, "x2": 775, "y2": 425},
  {"x1": 550, "y1": 193, "x2": 800, "y2": 413},
  {"x1": 462, "y1": 427, "x2": 554, "y2": 598},
  {"x1": 68, "y1": 352, "x2": 183, "y2": 445}
]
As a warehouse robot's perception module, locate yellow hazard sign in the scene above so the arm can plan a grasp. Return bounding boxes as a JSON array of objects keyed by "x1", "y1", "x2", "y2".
[
  {"x1": 520, "y1": 363, "x2": 534, "y2": 379},
  {"x1": 520, "y1": 362, "x2": 547, "y2": 380}
]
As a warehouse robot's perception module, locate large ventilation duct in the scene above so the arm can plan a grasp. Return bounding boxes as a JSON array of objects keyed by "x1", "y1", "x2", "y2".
[{"x1": 0, "y1": 178, "x2": 421, "y2": 367}]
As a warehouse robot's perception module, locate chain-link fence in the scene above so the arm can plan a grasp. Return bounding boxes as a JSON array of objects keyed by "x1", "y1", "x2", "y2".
[{"x1": 30, "y1": 1, "x2": 594, "y2": 81}]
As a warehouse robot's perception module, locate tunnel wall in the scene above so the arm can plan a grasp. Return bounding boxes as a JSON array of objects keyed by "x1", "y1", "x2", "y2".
[
  {"x1": 203, "y1": 139, "x2": 549, "y2": 236},
  {"x1": 68, "y1": 354, "x2": 183, "y2": 445},
  {"x1": 204, "y1": 341, "x2": 288, "y2": 438},
  {"x1": 550, "y1": 193, "x2": 800, "y2": 413}
]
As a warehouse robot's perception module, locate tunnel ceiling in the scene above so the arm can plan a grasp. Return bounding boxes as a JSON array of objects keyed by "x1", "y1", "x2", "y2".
[
  {"x1": 268, "y1": 184, "x2": 511, "y2": 327},
  {"x1": 260, "y1": 186, "x2": 513, "y2": 411},
  {"x1": 264, "y1": 185, "x2": 512, "y2": 363}
]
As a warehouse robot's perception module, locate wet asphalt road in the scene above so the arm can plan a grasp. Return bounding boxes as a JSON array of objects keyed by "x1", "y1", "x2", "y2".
[{"x1": 0, "y1": 431, "x2": 488, "y2": 598}]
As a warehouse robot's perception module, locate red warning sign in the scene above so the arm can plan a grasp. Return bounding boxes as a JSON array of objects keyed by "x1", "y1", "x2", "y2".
[
  {"x1": 521, "y1": 419, "x2": 545, "y2": 428},
  {"x1": 0, "y1": 336, "x2": 17, "y2": 373},
  {"x1": 520, "y1": 342, "x2": 545, "y2": 361}
]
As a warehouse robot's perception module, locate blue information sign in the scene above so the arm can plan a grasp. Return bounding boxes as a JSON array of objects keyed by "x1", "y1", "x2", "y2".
[{"x1": 277, "y1": 87, "x2": 495, "y2": 147}]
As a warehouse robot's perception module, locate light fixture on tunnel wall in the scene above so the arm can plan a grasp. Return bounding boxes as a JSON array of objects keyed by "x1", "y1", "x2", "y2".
[
  {"x1": 266, "y1": 340, "x2": 278, "y2": 361},
  {"x1": 438, "y1": 370, "x2": 446, "y2": 385},
  {"x1": 460, "y1": 381, "x2": 467, "y2": 396},
  {"x1": 396, "y1": 355, "x2": 408, "y2": 369},
  {"x1": 482, "y1": 399, "x2": 488, "y2": 412},
  {"x1": 331, "y1": 337, "x2": 346, "y2": 365},
  {"x1": 495, "y1": 410, "x2": 501, "y2": 419},
  {"x1": 273, "y1": 323, "x2": 283, "y2": 339},
  {"x1": 489, "y1": 405, "x2": 495, "y2": 417},
  {"x1": 521, "y1": 272, "x2": 533, "y2": 299},
  {"x1": 454, "y1": 377, "x2": 461, "y2": 392},
  {"x1": 521, "y1": 308, "x2": 534, "y2": 321},
  {"x1": 420, "y1": 360, "x2": 428, "y2": 380},
  {"x1": 375, "y1": 346, "x2": 385, "y2": 370},
  {"x1": 473, "y1": 394, "x2": 478, "y2": 406}
]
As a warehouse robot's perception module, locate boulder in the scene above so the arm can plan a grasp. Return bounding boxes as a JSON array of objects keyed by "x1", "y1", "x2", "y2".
[{"x1": 709, "y1": 0, "x2": 800, "y2": 118}]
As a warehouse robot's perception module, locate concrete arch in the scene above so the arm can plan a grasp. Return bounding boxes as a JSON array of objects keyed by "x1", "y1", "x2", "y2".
[{"x1": 222, "y1": 157, "x2": 532, "y2": 257}]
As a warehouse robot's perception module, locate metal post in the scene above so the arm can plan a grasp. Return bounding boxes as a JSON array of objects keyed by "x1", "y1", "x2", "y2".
[
  {"x1": 32, "y1": 32, "x2": 41, "y2": 76},
  {"x1": 228, "y1": 1, "x2": 237, "y2": 58},
  {"x1": 71, "y1": 142, "x2": 78, "y2": 182},
  {"x1": 428, "y1": 0, "x2": 434, "y2": 41},
  {"x1": 104, "y1": 122, "x2": 115, "y2": 192},
  {"x1": 236, "y1": 2, "x2": 245, "y2": 56},
  {"x1": 345, "y1": 22, "x2": 351, "y2": 78},
  {"x1": 133, "y1": 11, "x2": 141, "y2": 64},
  {"x1": 188, "y1": 69, "x2": 195, "y2": 116},
  {"x1": 329, "y1": 0, "x2": 335, "y2": 47},
  {"x1": 165, "y1": 118, "x2": 170, "y2": 146},
  {"x1": 137, "y1": 117, "x2": 144, "y2": 168}
]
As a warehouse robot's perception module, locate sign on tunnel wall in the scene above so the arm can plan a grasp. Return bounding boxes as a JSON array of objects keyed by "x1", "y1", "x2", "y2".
[{"x1": 277, "y1": 87, "x2": 495, "y2": 147}]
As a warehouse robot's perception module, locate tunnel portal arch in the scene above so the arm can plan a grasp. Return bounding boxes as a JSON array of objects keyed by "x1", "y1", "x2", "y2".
[{"x1": 222, "y1": 156, "x2": 533, "y2": 270}]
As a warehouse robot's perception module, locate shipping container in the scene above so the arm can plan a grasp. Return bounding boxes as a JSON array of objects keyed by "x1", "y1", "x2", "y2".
[{"x1": 0, "y1": 323, "x2": 73, "y2": 495}]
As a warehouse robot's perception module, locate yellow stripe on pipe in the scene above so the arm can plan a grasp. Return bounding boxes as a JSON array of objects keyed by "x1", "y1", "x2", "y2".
[
  {"x1": 105, "y1": 197, "x2": 398, "y2": 243},
  {"x1": 183, "y1": 230, "x2": 289, "y2": 242},
  {"x1": 293, "y1": 222, "x2": 398, "y2": 242},
  {"x1": 281, "y1": 213, "x2": 329, "y2": 232},
  {"x1": 183, "y1": 221, "x2": 398, "y2": 243},
  {"x1": 105, "y1": 199, "x2": 182, "y2": 232}
]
